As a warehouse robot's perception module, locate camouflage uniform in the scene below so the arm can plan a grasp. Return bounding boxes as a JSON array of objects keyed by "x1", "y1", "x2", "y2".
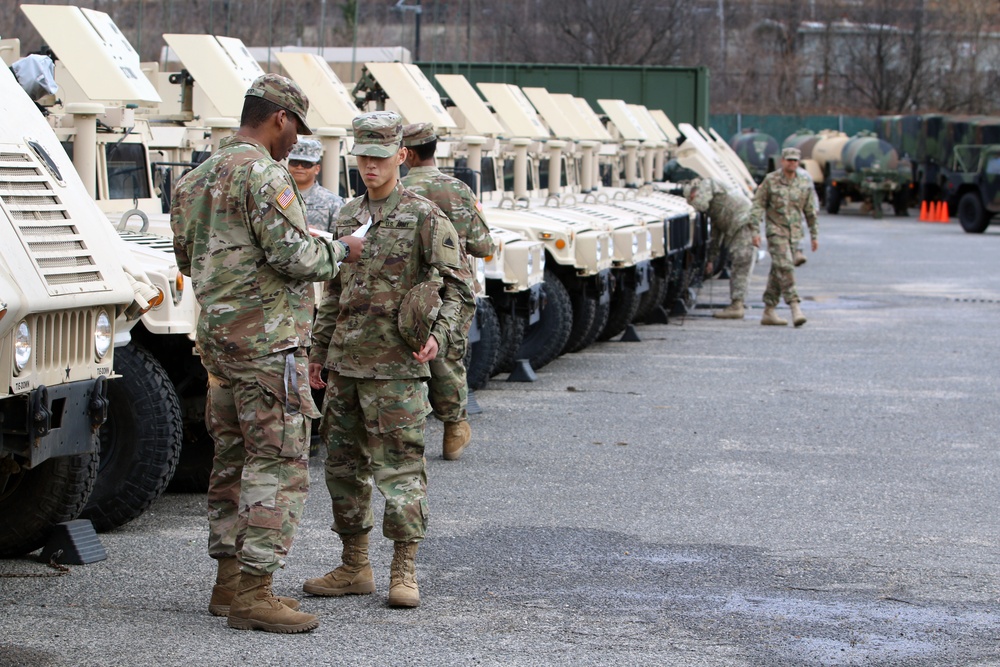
[
  {"x1": 312, "y1": 114, "x2": 474, "y2": 542},
  {"x1": 289, "y1": 137, "x2": 345, "y2": 233},
  {"x1": 686, "y1": 178, "x2": 755, "y2": 303},
  {"x1": 401, "y1": 123, "x2": 495, "y2": 424},
  {"x1": 171, "y1": 77, "x2": 348, "y2": 576},
  {"x1": 750, "y1": 163, "x2": 819, "y2": 308}
]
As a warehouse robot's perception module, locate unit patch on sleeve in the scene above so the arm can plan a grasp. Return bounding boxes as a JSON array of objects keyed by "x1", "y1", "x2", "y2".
[{"x1": 276, "y1": 185, "x2": 295, "y2": 210}]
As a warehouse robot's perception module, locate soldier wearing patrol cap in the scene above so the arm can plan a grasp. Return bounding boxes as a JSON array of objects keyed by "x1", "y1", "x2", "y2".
[
  {"x1": 170, "y1": 72, "x2": 364, "y2": 634},
  {"x1": 684, "y1": 177, "x2": 758, "y2": 319},
  {"x1": 288, "y1": 137, "x2": 345, "y2": 233},
  {"x1": 304, "y1": 111, "x2": 474, "y2": 608},
  {"x1": 400, "y1": 121, "x2": 495, "y2": 461},
  {"x1": 749, "y1": 145, "x2": 819, "y2": 327}
]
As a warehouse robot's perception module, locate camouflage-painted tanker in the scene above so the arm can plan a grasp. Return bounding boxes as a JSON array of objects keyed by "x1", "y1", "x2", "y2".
[
  {"x1": 811, "y1": 130, "x2": 910, "y2": 218},
  {"x1": 728, "y1": 129, "x2": 779, "y2": 184}
]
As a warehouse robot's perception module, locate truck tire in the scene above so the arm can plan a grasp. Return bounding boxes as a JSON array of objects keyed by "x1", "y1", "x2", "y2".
[
  {"x1": 568, "y1": 296, "x2": 610, "y2": 353},
  {"x1": 825, "y1": 186, "x2": 842, "y2": 214},
  {"x1": 892, "y1": 190, "x2": 908, "y2": 217},
  {"x1": 599, "y1": 282, "x2": 642, "y2": 341},
  {"x1": 958, "y1": 192, "x2": 991, "y2": 233},
  {"x1": 518, "y1": 270, "x2": 572, "y2": 369},
  {"x1": 465, "y1": 299, "x2": 502, "y2": 390},
  {"x1": 81, "y1": 344, "x2": 183, "y2": 532},
  {"x1": 493, "y1": 309, "x2": 527, "y2": 376},
  {"x1": 0, "y1": 452, "x2": 98, "y2": 557}
]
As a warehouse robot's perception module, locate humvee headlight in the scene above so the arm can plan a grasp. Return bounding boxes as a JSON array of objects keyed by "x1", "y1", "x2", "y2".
[
  {"x1": 14, "y1": 320, "x2": 31, "y2": 373},
  {"x1": 527, "y1": 252, "x2": 533, "y2": 276},
  {"x1": 646, "y1": 230, "x2": 653, "y2": 250},
  {"x1": 632, "y1": 234, "x2": 640, "y2": 255},
  {"x1": 538, "y1": 251, "x2": 545, "y2": 273},
  {"x1": 95, "y1": 310, "x2": 112, "y2": 360},
  {"x1": 596, "y1": 239, "x2": 602, "y2": 262},
  {"x1": 475, "y1": 258, "x2": 486, "y2": 289},
  {"x1": 608, "y1": 237, "x2": 614, "y2": 257}
]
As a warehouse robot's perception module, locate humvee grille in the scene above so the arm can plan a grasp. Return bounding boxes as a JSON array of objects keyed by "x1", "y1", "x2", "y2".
[
  {"x1": 0, "y1": 146, "x2": 110, "y2": 296},
  {"x1": 31, "y1": 308, "x2": 97, "y2": 374}
]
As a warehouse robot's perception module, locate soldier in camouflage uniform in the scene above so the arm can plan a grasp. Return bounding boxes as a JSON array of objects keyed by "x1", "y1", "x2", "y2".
[
  {"x1": 400, "y1": 122, "x2": 495, "y2": 460},
  {"x1": 303, "y1": 112, "x2": 474, "y2": 609},
  {"x1": 749, "y1": 146, "x2": 819, "y2": 327},
  {"x1": 287, "y1": 137, "x2": 345, "y2": 233},
  {"x1": 684, "y1": 177, "x2": 758, "y2": 319},
  {"x1": 171, "y1": 74, "x2": 364, "y2": 634}
]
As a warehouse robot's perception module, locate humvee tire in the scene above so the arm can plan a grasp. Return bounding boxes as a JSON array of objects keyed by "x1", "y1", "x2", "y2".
[
  {"x1": 0, "y1": 452, "x2": 98, "y2": 557},
  {"x1": 634, "y1": 271, "x2": 667, "y2": 323},
  {"x1": 493, "y1": 309, "x2": 527, "y2": 376},
  {"x1": 465, "y1": 298, "x2": 502, "y2": 391},
  {"x1": 599, "y1": 282, "x2": 641, "y2": 341},
  {"x1": 518, "y1": 270, "x2": 572, "y2": 370},
  {"x1": 82, "y1": 344, "x2": 183, "y2": 532},
  {"x1": 958, "y1": 192, "x2": 991, "y2": 233}
]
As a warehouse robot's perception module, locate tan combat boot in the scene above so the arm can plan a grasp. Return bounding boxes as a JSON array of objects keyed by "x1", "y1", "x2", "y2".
[
  {"x1": 761, "y1": 306, "x2": 788, "y2": 326},
  {"x1": 443, "y1": 421, "x2": 472, "y2": 460},
  {"x1": 793, "y1": 249, "x2": 807, "y2": 266},
  {"x1": 209, "y1": 557, "x2": 300, "y2": 616},
  {"x1": 302, "y1": 533, "x2": 375, "y2": 596},
  {"x1": 387, "y1": 541, "x2": 420, "y2": 608},
  {"x1": 713, "y1": 300, "x2": 745, "y2": 319},
  {"x1": 790, "y1": 301, "x2": 807, "y2": 327},
  {"x1": 227, "y1": 573, "x2": 319, "y2": 633}
]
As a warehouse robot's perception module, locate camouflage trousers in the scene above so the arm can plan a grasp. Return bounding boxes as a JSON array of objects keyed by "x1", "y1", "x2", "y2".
[
  {"x1": 203, "y1": 350, "x2": 317, "y2": 575},
  {"x1": 762, "y1": 234, "x2": 800, "y2": 307},
  {"x1": 723, "y1": 225, "x2": 755, "y2": 303},
  {"x1": 320, "y1": 373, "x2": 431, "y2": 542},
  {"x1": 429, "y1": 356, "x2": 468, "y2": 423}
]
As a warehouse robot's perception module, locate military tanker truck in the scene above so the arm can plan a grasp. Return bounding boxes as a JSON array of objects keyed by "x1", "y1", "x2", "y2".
[
  {"x1": 729, "y1": 129, "x2": 779, "y2": 184},
  {"x1": 811, "y1": 130, "x2": 911, "y2": 218},
  {"x1": 0, "y1": 54, "x2": 162, "y2": 556}
]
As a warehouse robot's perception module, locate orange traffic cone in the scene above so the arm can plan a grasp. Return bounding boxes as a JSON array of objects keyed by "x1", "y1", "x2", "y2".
[
  {"x1": 919, "y1": 200, "x2": 929, "y2": 221},
  {"x1": 939, "y1": 201, "x2": 949, "y2": 223},
  {"x1": 933, "y1": 201, "x2": 943, "y2": 222}
]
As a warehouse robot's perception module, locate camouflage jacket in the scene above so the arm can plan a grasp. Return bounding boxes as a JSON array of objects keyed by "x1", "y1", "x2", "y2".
[
  {"x1": 688, "y1": 178, "x2": 753, "y2": 259},
  {"x1": 300, "y1": 182, "x2": 345, "y2": 233},
  {"x1": 401, "y1": 166, "x2": 495, "y2": 258},
  {"x1": 171, "y1": 135, "x2": 346, "y2": 363},
  {"x1": 311, "y1": 181, "x2": 474, "y2": 380},
  {"x1": 750, "y1": 169, "x2": 819, "y2": 241}
]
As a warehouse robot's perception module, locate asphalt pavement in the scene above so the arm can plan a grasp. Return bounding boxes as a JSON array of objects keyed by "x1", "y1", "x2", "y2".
[{"x1": 3, "y1": 206, "x2": 1000, "y2": 666}]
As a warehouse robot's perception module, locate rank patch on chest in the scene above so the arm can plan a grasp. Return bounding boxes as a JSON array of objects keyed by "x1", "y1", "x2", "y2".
[{"x1": 276, "y1": 185, "x2": 295, "y2": 210}]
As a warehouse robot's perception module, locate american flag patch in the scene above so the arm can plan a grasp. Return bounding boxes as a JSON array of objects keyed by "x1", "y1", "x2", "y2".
[
  {"x1": 276, "y1": 185, "x2": 295, "y2": 210},
  {"x1": 475, "y1": 201, "x2": 483, "y2": 212}
]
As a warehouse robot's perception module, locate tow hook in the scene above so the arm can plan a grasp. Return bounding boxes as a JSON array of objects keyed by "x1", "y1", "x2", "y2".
[
  {"x1": 31, "y1": 385, "x2": 51, "y2": 438},
  {"x1": 89, "y1": 376, "x2": 109, "y2": 429}
]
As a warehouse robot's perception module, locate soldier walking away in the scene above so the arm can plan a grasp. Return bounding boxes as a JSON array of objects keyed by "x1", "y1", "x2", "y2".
[
  {"x1": 170, "y1": 73, "x2": 364, "y2": 634},
  {"x1": 684, "y1": 177, "x2": 758, "y2": 320},
  {"x1": 749, "y1": 146, "x2": 819, "y2": 327},
  {"x1": 303, "y1": 112, "x2": 474, "y2": 608},
  {"x1": 288, "y1": 136, "x2": 345, "y2": 233},
  {"x1": 400, "y1": 122, "x2": 495, "y2": 460}
]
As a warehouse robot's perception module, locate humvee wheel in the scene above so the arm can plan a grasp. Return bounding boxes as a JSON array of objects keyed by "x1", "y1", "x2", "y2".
[
  {"x1": 493, "y1": 309, "x2": 527, "y2": 376},
  {"x1": 81, "y1": 344, "x2": 182, "y2": 532},
  {"x1": 465, "y1": 298, "x2": 502, "y2": 390},
  {"x1": 519, "y1": 270, "x2": 572, "y2": 369},
  {"x1": 958, "y1": 192, "x2": 991, "y2": 233},
  {"x1": 634, "y1": 271, "x2": 667, "y2": 323},
  {"x1": 599, "y1": 282, "x2": 642, "y2": 341},
  {"x1": 825, "y1": 186, "x2": 842, "y2": 214},
  {"x1": 0, "y1": 452, "x2": 98, "y2": 557}
]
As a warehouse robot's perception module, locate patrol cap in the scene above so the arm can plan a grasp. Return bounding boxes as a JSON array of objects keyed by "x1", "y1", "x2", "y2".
[
  {"x1": 245, "y1": 73, "x2": 312, "y2": 135},
  {"x1": 350, "y1": 111, "x2": 403, "y2": 158},
  {"x1": 397, "y1": 280, "x2": 443, "y2": 352},
  {"x1": 289, "y1": 137, "x2": 323, "y2": 163},
  {"x1": 402, "y1": 122, "x2": 436, "y2": 148},
  {"x1": 782, "y1": 147, "x2": 801, "y2": 160}
]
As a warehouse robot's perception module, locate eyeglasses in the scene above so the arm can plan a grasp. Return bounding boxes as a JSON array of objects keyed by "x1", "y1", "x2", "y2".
[{"x1": 289, "y1": 160, "x2": 318, "y2": 169}]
